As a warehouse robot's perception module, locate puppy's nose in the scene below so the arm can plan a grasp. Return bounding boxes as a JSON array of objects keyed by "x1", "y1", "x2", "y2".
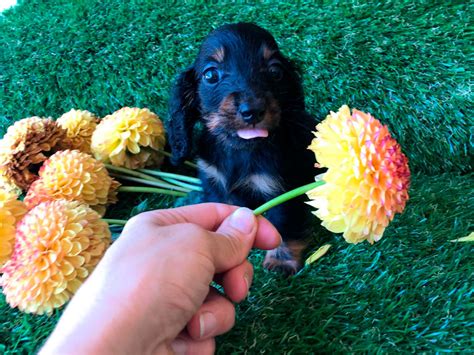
[{"x1": 239, "y1": 101, "x2": 265, "y2": 124}]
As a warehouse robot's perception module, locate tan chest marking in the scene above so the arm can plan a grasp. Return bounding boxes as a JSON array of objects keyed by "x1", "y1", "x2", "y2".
[
  {"x1": 198, "y1": 159, "x2": 284, "y2": 197},
  {"x1": 197, "y1": 159, "x2": 226, "y2": 188},
  {"x1": 232, "y1": 173, "x2": 284, "y2": 197}
]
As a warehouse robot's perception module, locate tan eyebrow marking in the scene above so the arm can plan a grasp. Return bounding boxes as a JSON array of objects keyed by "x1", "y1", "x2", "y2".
[
  {"x1": 262, "y1": 45, "x2": 276, "y2": 60},
  {"x1": 210, "y1": 47, "x2": 225, "y2": 63}
]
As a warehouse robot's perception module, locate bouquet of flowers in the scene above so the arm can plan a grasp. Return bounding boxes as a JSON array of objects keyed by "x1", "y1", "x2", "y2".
[{"x1": 0, "y1": 107, "x2": 200, "y2": 314}]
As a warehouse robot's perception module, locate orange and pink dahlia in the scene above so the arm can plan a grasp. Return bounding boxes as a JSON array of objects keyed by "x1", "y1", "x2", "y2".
[
  {"x1": 1, "y1": 200, "x2": 111, "y2": 315},
  {"x1": 307, "y1": 105, "x2": 410, "y2": 244}
]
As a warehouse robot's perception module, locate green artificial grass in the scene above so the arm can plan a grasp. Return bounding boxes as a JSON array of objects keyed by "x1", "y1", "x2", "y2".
[{"x1": 0, "y1": 0, "x2": 473, "y2": 353}]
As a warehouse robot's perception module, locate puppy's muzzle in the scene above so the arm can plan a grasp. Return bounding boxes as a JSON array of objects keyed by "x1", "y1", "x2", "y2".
[{"x1": 238, "y1": 98, "x2": 265, "y2": 125}]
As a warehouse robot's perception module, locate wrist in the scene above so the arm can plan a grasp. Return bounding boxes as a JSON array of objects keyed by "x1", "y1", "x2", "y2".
[
  {"x1": 41, "y1": 316, "x2": 168, "y2": 355},
  {"x1": 40, "y1": 290, "x2": 169, "y2": 354}
]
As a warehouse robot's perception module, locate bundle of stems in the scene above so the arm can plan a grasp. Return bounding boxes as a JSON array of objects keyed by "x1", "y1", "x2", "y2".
[
  {"x1": 104, "y1": 163, "x2": 203, "y2": 226},
  {"x1": 106, "y1": 164, "x2": 202, "y2": 193}
]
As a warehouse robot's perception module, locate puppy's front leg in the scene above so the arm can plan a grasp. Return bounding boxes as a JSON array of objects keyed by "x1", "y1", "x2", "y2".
[{"x1": 263, "y1": 198, "x2": 311, "y2": 276}]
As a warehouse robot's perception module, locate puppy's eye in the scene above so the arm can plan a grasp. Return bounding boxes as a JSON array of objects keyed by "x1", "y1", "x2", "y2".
[
  {"x1": 268, "y1": 64, "x2": 283, "y2": 81},
  {"x1": 202, "y1": 68, "x2": 220, "y2": 84}
]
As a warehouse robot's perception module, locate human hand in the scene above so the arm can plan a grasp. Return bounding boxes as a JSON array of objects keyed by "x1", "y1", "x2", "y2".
[{"x1": 40, "y1": 203, "x2": 281, "y2": 354}]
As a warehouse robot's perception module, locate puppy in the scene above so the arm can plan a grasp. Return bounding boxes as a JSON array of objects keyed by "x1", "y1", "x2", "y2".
[{"x1": 167, "y1": 23, "x2": 319, "y2": 275}]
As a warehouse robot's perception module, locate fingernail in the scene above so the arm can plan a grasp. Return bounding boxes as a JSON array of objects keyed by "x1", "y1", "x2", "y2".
[
  {"x1": 199, "y1": 312, "x2": 218, "y2": 339},
  {"x1": 170, "y1": 339, "x2": 186, "y2": 355},
  {"x1": 228, "y1": 208, "x2": 255, "y2": 234}
]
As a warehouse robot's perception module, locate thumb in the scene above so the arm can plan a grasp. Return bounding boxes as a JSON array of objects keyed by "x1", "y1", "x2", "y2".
[{"x1": 211, "y1": 207, "x2": 257, "y2": 273}]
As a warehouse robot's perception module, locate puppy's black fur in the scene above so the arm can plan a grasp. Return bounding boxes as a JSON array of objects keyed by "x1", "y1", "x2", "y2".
[{"x1": 168, "y1": 23, "x2": 318, "y2": 275}]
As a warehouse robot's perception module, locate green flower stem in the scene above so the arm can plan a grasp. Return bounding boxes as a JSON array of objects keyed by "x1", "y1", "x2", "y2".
[
  {"x1": 138, "y1": 168, "x2": 202, "y2": 185},
  {"x1": 157, "y1": 149, "x2": 199, "y2": 169},
  {"x1": 103, "y1": 218, "x2": 128, "y2": 226},
  {"x1": 111, "y1": 174, "x2": 191, "y2": 193},
  {"x1": 118, "y1": 186, "x2": 187, "y2": 197},
  {"x1": 253, "y1": 181, "x2": 325, "y2": 215},
  {"x1": 105, "y1": 164, "x2": 163, "y2": 183},
  {"x1": 161, "y1": 177, "x2": 203, "y2": 192}
]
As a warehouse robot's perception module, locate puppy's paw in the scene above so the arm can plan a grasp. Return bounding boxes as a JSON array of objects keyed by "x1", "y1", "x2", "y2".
[
  {"x1": 263, "y1": 253, "x2": 300, "y2": 276},
  {"x1": 263, "y1": 240, "x2": 307, "y2": 277}
]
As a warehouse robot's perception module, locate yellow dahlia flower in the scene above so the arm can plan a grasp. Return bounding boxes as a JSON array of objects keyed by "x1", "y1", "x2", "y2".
[
  {"x1": 307, "y1": 105, "x2": 410, "y2": 244},
  {"x1": 91, "y1": 107, "x2": 166, "y2": 169},
  {"x1": 0, "y1": 173, "x2": 22, "y2": 196},
  {"x1": 0, "y1": 190, "x2": 27, "y2": 267},
  {"x1": 57, "y1": 109, "x2": 99, "y2": 153},
  {"x1": 24, "y1": 150, "x2": 120, "y2": 215},
  {"x1": 1, "y1": 200, "x2": 111, "y2": 315},
  {"x1": 0, "y1": 117, "x2": 67, "y2": 191}
]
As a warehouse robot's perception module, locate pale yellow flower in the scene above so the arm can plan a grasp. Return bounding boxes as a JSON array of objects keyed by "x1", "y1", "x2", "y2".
[
  {"x1": 57, "y1": 109, "x2": 99, "y2": 153},
  {"x1": 0, "y1": 173, "x2": 22, "y2": 196},
  {"x1": 1, "y1": 200, "x2": 111, "y2": 315},
  {"x1": 91, "y1": 107, "x2": 166, "y2": 169},
  {"x1": 307, "y1": 105, "x2": 410, "y2": 244}
]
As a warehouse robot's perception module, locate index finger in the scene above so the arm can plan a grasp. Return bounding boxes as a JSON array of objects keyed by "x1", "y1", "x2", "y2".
[{"x1": 143, "y1": 203, "x2": 281, "y2": 250}]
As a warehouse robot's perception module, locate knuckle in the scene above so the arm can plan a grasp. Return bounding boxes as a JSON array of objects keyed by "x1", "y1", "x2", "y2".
[
  {"x1": 130, "y1": 209, "x2": 181, "y2": 226},
  {"x1": 141, "y1": 210, "x2": 171, "y2": 225},
  {"x1": 132, "y1": 210, "x2": 157, "y2": 222},
  {"x1": 124, "y1": 213, "x2": 148, "y2": 227}
]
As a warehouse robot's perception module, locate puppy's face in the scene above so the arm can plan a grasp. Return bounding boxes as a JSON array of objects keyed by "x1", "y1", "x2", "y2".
[{"x1": 194, "y1": 24, "x2": 304, "y2": 145}]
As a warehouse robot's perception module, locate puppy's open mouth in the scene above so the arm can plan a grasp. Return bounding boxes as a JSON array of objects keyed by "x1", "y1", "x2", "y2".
[{"x1": 236, "y1": 127, "x2": 269, "y2": 139}]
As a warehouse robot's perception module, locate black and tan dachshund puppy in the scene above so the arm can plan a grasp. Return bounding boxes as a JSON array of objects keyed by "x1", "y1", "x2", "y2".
[{"x1": 167, "y1": 23, "x2": 319, "y2": 275}]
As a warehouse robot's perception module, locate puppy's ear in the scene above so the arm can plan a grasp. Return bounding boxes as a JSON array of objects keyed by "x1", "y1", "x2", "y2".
[{"x1": 167, "y1": 67, "x2": 200, "y2": 165}]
